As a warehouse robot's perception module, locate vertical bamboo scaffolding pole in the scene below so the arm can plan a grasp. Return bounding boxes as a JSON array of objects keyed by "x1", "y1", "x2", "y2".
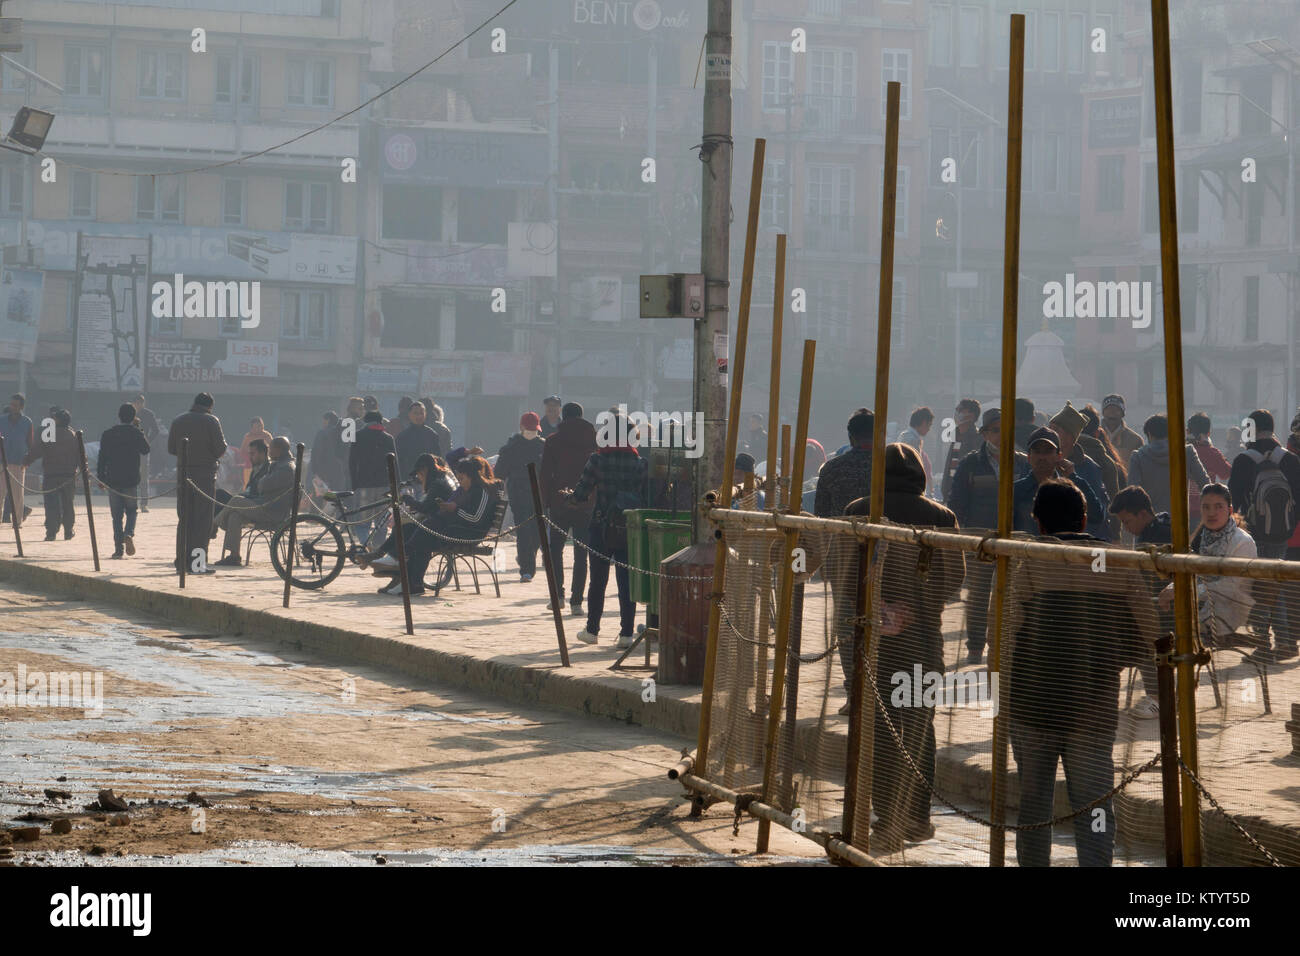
[
  {"x1": 989, "y1": 14, "x2": 1025, "y2": 868},
  {"x1": 756, "y1": 338, "x2": 816, "y2": 853},
  {"x1": 841, "y1": 79, "x2": 901, "y2": 853},
  {"x1": 1149, "y1": 0, "x2": 1201, "y2": 865},
  {"x1": 765, "y1": 235, "x2": 786, "y2": 505},
  {"x1": 695, "y1": 138, "x2": 765, "y2": 781}
]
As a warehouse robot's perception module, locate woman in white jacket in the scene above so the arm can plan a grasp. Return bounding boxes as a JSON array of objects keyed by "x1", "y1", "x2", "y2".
[{"x1": 1159, "y1": 483, "x2": 1256, "y2": 644}]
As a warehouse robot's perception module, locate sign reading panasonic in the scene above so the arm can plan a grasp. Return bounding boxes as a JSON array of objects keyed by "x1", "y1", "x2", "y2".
[{"x1": 0, "y1": 220, "x2": 357, "y2": 284}]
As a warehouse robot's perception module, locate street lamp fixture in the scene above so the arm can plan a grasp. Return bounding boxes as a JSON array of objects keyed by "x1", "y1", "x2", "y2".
[{"x1": 0, "y1": 106, "x2": 53, "y2": 154}]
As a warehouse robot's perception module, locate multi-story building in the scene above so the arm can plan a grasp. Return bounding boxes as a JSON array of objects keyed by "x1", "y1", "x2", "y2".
[{"x1": 0, "y1": 0, "x2": 366, "y2": 435}]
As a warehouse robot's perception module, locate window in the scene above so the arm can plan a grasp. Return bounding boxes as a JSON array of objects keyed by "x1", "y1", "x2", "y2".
[
  {"x1": 931, "y1": 5, "x2": 953, "y2": 68},
  {"x1": 761, "y1": 41, "x2": 793, "y2": 111},
  {"x1": 891, "y1": 278, "x2": 907, "y2": 349},
  {"x1": 1242, "y1": 368, "x2": 1258, "y2": 408},
  {"x1": 1245, "y1": 275, "x2": 1260, "y2": 342},
  {"x1": 457, "y1": 188, "x2": 514, "y2": 245},
  {"x1": 0, "y1": 50, "x2": 28, "y2": 92},
  {"x1": 215, "y1": 53, "x2": 258, "y2": 106},
  {"x1": 807, "y1": 164, "x2": 853, "y2": 218},
  {"x1": 1, "y1": 166, "x2": 25, "y2": 216},
  {"x1": 222, "y1": 178, "x2": 244, "y2": 226},
  {"x1": 1042, "y1": 11, "x2": 1060, "y2": 72},
  {"x1": 380, "y1": 291, "x2": 443, "y2": 350},
  {"x1": 808, "y1": 48, "x2": 856, "y2": 129},
  {"x1": 285, "y1": 181, "x2": 331, "y2": 232},
  {"x1": 994, "y1": 3, "x2": 1009, "y2": 69},
  {"x1": 761, "y1": 160, "x2": 788, "y2": 230},
  {"x1": 286, "y1": 58, "x2": 332, "y2": 107},
  {"x1": 136, "y1": 175, "x2": 182, "y2": 223},
  {"x1": 1023, "y1": 131, "x2": 1036, "y2": 192},
  {"x1": 1067, "y1": 14, "x2": 1085, "y2": 74},
  {"x1": 1180, "y1": 165, "x2": 1199, "y2": 232},
  {"x1": 959, "y1": 7, "x2": 982, "y2": 68},
  {"x1": 138, "y1": 49, "x2": 184, "y2": 100},
  {"x1": 455, "y1": 291, "x2": 511, "y2": 351},
  {"x1": 382, "y1": 184, "x2": 442, "y2": 241},
  {"x1": 281, "y1": 289, "x2": 330, "y2": 346},
  {"x1": 1025, "y1": 11, "x2": 1037, "y2": 71},
  {"x1": 1181, "y1": 57, "x2": 1202, "y2": 135},
  {"x1": 70, "y1": 170, "x2": 95, "y2": 219},
  {"x1": 809, "y1": 279, "x2": 851, "y2": 349},
  {"x1": 881, "y1": 49, "x2": 911, "y2": 120},
  {"x1": 64, "y1": 44, "x2": 106, "y2": 99},
  {"x1": 1143, "y1": 162, "x2": 1158, "y2": 234},
  {"x1": 1042, "y1": 132, "x2": 1060, "y2": 192},
  {"x1": 1095, "y1": 14, "x2": 1113, "y2": 76},
  {"x1": 1097, "y1": 155, "x2": 1124, "y2": 212}
]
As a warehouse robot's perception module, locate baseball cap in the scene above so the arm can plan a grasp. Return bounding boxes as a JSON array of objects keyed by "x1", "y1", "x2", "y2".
[
  {"x1": 520, "y1": 411, "x2": 541, "y2": 431},
  {"x1": 1026, "y1": 426, "x2": 1060, "y2": 451}
]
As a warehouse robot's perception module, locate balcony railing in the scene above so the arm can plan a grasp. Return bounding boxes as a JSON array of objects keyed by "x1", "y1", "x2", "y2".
[{"x1": 801, "y1": 93, "x2": 871, "y2": 137}]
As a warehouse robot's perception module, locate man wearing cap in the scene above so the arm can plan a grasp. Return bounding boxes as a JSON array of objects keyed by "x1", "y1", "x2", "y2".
[
  {"x1": 540, "y1": 396, "x2": 563, "y2": 439},
  {"x1": 1013, "y1": 427, "x2": 1105, "y2": 537},
  {"x1": 731, "y1": 453, "x2": 765, "y2": 509},
  {"x1": 349, "y1": 409, "x2": 396, "y2": 543},
  {"x1": 1100, "y1": 395, "x2": 1144, "y2": 468},
  {"x1": 540, "y1": 402, "x2": 598, "y2": 614},
  {"x1": 1050, "y1": 402, "x2": 1112, "y2": 540},
  {"x1": 496, "y1": 412, "x2": 547, "y2": 582},
  {"x1": 168, "y1": 392, "x2": 227, "y2": 572},
  {"x1": 941, "y1": 399, "x2": 982, "y2": 504},
  {"x1": 948, "y1": 408, "x2": 1029, "y2": 663}
]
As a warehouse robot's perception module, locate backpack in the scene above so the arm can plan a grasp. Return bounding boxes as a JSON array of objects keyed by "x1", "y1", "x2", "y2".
[{"x1": 1245, "y1": 447, "x2": 1296, "y2": 542}]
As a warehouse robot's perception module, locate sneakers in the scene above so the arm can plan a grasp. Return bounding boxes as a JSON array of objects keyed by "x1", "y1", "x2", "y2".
[
  {"x1": 371, "y1": 554, "x2": 398, "y2": 571},
  {"x1": 110, "y1": 551, "x2": 124, "y2": 559},
  {"x1": 576, "y1": 629, "x2": 598, "y2": 645},
  {"x1": 570, "y1": 602, "x2": 583, "y2": 617},
  {"x1": 520, "y1": 572, "x2": 534, "y2": 583},
  {"x1": 379, "y1": 579, "x2": 424, "y2": 596},
  {"x1": 616, "y1": 632, "x2": 635, "y2": 649},
  {"x1": 1131, "y1": 696, "x2": 1160, "y2": 719},
  {"x1": 214, "y1": 555, "x2": 243, "y2": 567},
  {"x1": 123, "y1": 535, "x2": 135, "y2": 556}
]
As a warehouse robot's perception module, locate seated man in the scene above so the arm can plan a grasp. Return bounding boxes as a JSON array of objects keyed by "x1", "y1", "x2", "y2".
[
  {"x1": 214, "y1": 438, "x2": 268, "y2": 523},
  {"x1": 211, "y1": 436, "x2": 297, "y2": 567}
]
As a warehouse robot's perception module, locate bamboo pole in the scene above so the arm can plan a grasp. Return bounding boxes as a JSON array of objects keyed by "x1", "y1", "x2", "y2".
[
  {"x1": 1, "y1": 434, "x2": 24, "y2": 557},
  {"x1": 842, "y1": 78, "x2": 901, "y2": 853},
  {"x1": 779, "y1": 424, "x2": 791, "y2": 512},
  {"x1": 756, "y1": 338, "x2": 815, "y2": 854},
  {"x1": 75, "y1": 431, "x2": 100, "y2": 571},
  {"x1": 282, "y1": 442, "x2": 304, "y2": 608},
  {"x1": 1149, "y1": 0, "x2": 1201, "y2": 865},
  {"x1": 988, "y1": 13, "x2": 1025, "y2": 868},
  {"x1": 386, "y1": 453, "x2": 414, "y2": 635},
  {"x1": 765, "y1": 234, "x2": 786, "y2": 505},
  {"x1": 529, "y1": 461, "x2": 571, "y2": 667},
  {"x1": 695, "y1": 137, "x2": 766, "y2": 782}
]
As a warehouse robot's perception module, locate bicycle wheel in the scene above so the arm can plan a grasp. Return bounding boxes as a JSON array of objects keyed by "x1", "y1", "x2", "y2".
[{"x1": 271, "y1": 514, "x2": 346, "y2": 590}]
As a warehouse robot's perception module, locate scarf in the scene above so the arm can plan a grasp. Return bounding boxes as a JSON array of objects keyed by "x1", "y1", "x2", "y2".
[{"x1": 1197, "y1": 522, "x2": 1236, "y2": 557}]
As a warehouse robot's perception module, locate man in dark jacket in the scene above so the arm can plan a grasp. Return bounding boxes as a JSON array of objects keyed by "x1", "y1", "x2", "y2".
[
  {"x1": 845, "y1": 443, "x2": 964, "y2": 850},
  {"x1": 947, "y1": 408, "x2": 1028, "y2": 663},
  {"x1": 1007, "y1": 479, "x2": 1155, "y2": 866},
  {"x1": 396, "y1": 400, "x2": 442, "y2": 477},
  {"x1": 940, "y1": 398, "x2": 981, "y2": 503},
  {"x1": 168, "y1": 392, "x2": 227, "y2": 572},
  {"x1": 212, "y1": 437, "x2": 298, "y2": 566},
  {"x1": 309, "y1": 411, "x2": 345, "y2": 492},
  {"x1": 540, "y1": 402, "x2": 598, "y2": 613},
  {"x1": 1108, "y1": 484, "x2": 1171, "y2": 718},
  {"x1": 22, "y1": 407, "x2": 80, "y2": 541},
  {"x1": 131, "y1": 393, "x2": 160, "y2": 511},
  {"x1": 1013, "y1": 428, "x2": 1106, "y2": 538},
  {"x1": 1228, "y1": 408, "x2": 1300, "y2": 662},
  {"x1": 349, "y1": 410, "x2": 396, "y2": 544},
  {"x1": 98, "y1": 403, "x2": 151, "y2": 558},
  {"x1": 816, "y1": 408, "x2": 875, "y2": 700},
  {"x1": 496, "y1": 411, "x2": 547, "y2": 582}
]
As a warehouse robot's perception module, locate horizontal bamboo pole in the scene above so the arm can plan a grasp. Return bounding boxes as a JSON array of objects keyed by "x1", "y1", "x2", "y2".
[
  {"x1": 668, "y1": 755, "x2": 695, "y2": 781},
  {"x1": 707, "y1": 509, "x2": 1300, "y2": 581},
  {"x1": 678, "y1": 773, "x2": 879, "y2": 867}
]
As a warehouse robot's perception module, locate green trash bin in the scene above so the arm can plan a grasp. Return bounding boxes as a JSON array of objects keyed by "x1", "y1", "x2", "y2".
[
  {"x1": 625, "y1": 509, "x2": 685, "y2": 604},
  {"x1": 645, "y1": 518, "x2": 693, "y2": 616}
]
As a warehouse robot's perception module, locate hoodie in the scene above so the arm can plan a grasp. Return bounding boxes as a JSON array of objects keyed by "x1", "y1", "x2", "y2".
[
  {"x1": 539, "y1": 416, "x2": 598, "y2": 511},
  {"x1": 496, "y1": 432, "x2": 546, "y2": 519},
  {"x1": 1127, "y1": 439, "x2": 1209, "y2": 516}
]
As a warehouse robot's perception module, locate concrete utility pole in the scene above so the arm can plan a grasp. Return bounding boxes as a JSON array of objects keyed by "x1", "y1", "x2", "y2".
[{"x1": 695, "y1": 0, "x2": 733, "y2": 542}]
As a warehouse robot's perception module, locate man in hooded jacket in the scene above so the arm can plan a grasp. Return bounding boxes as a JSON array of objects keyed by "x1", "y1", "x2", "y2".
[
  {"x1": 540, "y1": 402, "x2": 598, "y2": 613},
  {"x1": 496, "y1": 412, "x2": 547, "y2": 582}
]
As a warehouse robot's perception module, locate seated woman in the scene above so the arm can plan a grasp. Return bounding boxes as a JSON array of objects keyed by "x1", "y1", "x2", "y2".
[{"x1": 365, "y1": 454, "x2": 502, "y2": 595}]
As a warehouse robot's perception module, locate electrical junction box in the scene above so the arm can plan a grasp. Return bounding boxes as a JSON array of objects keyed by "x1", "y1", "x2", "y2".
[{"x1": 640, "y1": 273, "x2": 705, "y2": 319}]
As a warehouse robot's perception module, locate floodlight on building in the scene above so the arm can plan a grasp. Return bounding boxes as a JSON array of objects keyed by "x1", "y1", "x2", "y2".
[{"x1": 0, "y1": 106, "x2": 53, "y2": 154}]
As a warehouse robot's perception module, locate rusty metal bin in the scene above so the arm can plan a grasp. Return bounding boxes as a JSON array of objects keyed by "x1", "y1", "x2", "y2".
[{"x1": 657, "y1": 542, "x2": 715, "y2": 685}]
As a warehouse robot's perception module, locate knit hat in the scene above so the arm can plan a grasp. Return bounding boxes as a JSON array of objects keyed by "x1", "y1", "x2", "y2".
[
  {"x1": 734, "y1": 453, "x2": 756, "y2": 473},
  {"x1": 1050, "y1": 402, "x2": 1087, "y2": 442},
  {"x1": 520, "y1": 412, "x2": 541, "y2": 431},
  {"x1": 1102, "y1": 395, "x2": 1126, "y2": 413}
]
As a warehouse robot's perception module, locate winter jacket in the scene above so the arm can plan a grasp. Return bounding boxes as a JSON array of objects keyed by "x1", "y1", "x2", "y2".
[
  {"x1": 349, "y1": 423, "x2": 396, "y2": 491},
  {"x1": 1227, "y1": 438, "x2": 1300, "y2": 540},
  {"x1": 496, "y1": 432, "x2": 546, "y2": 520},
  {"x1": 1191, "y1": 523, "x2": 1257, "y2": 638},
  {"x1": 0, "y1": 411, "x2": 34, "y2": 463},
  {"x1": 396, "y1": 423, "x2": 442, "y2": 479},
  {"x1": 241, "y1": 455, "x2": 298, "y2": 528},
  {"x1": 814, "y1": 446, "x2": 872, "y2": 518},
  {"x1": 168, "y1": 406, "x2": 228, "y2": 472},
  {"x1": 23, "y1": 424, "x2": 80, "y2": 476},
  {"x1": 1127, "y1": 439, "x2": 1209, "y2": 517},
  {"x1": 539, "y1": 417, "x2": 598, "y2": 511},
  {"x1": 1005, "y1": 531, "x2": 1156, "y2": 736},
  {"x1": 947, "y1": 442, "x2": 1029, "y2": 530},
  {"x1": 941, "y1": 422, "x2": 982, "y2": 502},
  {"x1": 435, "y1": 483, "x2": 503, "y2": 542},
  {"x1": 1012, "y1": 470, "x2": 1107, "y2": 539},
  {"x1": 1102, "y1": 421, "x2": 1145, "y2": 468},
  {"x1": 1066, "y1": 446, "x2": 1111, "y2": 540},
  {"x1": 97, "y1": 423, "x2": 151, "y2": 489}
]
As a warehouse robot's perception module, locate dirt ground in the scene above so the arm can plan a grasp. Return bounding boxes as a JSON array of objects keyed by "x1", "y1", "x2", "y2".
[{"x1": 0, "y1": 585, "x2": 823, "y2": 866}]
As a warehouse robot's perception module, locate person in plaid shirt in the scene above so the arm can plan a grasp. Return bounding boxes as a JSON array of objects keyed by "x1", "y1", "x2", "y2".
[{"x1": 563, "y1": 410, "x2": 648, "y2": 648}]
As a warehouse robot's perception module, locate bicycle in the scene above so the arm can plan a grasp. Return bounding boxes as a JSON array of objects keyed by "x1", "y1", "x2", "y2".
[{"x1": 272, "y1": 489, "x2": 407, "y2": 590}]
